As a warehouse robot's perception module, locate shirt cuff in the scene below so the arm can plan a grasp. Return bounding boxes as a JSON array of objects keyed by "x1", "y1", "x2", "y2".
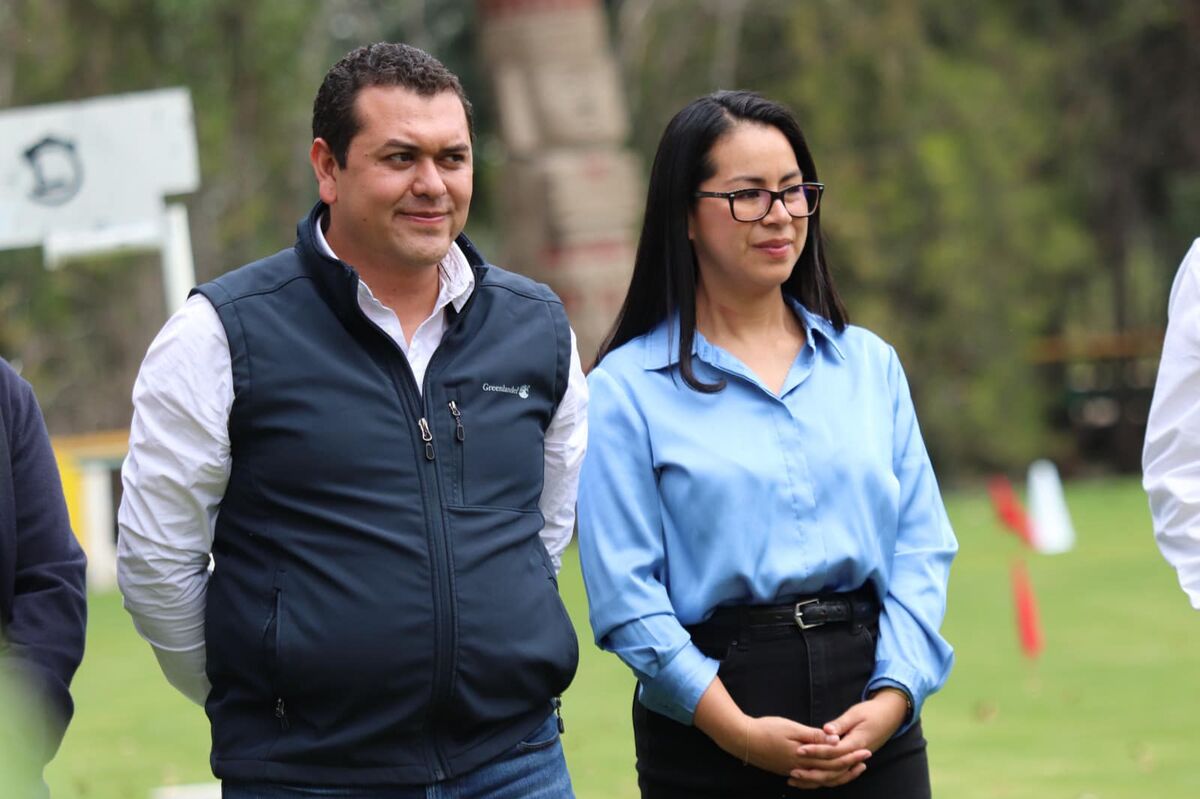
[
  {"x1": 149, "y1": 643, "x2": 211, "y2": 706},
  {"x1": 636, "y1": 642, "x2": 720, "y2": 726},
  {"x1": 867, "y1": 661, "x2": 928, "y2": 736}
]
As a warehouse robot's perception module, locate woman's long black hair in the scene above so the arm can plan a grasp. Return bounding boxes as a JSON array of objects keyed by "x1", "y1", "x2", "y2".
[{"x1": 595, "y1": 90, "x2": 848, "y2": 391}]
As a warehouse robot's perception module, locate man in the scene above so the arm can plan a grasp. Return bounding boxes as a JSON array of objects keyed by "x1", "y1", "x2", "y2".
[
  {"x1": 118, "y1": 43, "x2": 586, "y2": 797},
  {"x1": 1145, "y1": 238, "x2": 1200, "y2": 609},
  {"x1": 1, "y1": 357, "x2": 88, "y2": 797}
]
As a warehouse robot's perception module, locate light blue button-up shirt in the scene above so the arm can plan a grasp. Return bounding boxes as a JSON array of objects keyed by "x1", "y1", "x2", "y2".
[{"x1": 577, "y1": 301, "x2": 956, "y2": 729}]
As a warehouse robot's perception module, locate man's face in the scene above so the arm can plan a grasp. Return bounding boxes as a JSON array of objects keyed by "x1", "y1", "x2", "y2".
[{"x1": 314, "y1": 85, "x2": 473, "y2": 273}]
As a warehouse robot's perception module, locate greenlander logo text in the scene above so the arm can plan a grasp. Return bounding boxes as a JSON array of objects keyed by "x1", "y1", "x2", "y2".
[{"x1": 482, "y1": 382, "x2": 530, "y2": 399}]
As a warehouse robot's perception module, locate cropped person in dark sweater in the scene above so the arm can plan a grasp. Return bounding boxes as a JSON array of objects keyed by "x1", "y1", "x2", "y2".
[{"x1": 0, "y1": 357, "x2": 88, "y2": 796}]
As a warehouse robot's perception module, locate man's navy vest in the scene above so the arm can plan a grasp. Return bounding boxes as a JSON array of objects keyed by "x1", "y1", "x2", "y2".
[{"x1": 193, "y1": 204, "x2": 578, "y2": 785}]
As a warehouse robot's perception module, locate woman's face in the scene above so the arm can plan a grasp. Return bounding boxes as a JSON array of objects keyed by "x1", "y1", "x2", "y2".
[{"x1": 688, "y1": 122, "x2": 808, "y2": 299}]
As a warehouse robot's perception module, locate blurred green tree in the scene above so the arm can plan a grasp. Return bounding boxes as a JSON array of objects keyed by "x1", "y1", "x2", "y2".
[
  {"x1": 3, "y1": 0, "x2": 1198, "y2": 473},
  {"x1": 610, "y1": 0, "x2": 1200, "y2": 476},
  {"x1": 0, "y1": 0, "x2": 477, "y2": 432}
]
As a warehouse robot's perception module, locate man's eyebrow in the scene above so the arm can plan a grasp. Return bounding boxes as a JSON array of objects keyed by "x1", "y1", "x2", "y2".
[{"x1": 379, "y1": 139, "x2": 471, "y2": 155}]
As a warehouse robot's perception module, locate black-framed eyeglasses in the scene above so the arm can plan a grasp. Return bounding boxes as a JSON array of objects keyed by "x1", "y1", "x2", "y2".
[{"x1": 693, "y1": 182, "x2": 824, "y2": 222}]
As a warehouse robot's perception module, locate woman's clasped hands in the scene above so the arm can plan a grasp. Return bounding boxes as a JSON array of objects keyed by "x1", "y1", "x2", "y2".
[
  {"x1": 787, "y1": 689, "x2": 909, "y2": 789},
  {"x1": 710, "y1": 687, "x2": 908, "y2": 790},
  {"x1": 739, "y1": 715, "x2": 868, "y2": 789}
]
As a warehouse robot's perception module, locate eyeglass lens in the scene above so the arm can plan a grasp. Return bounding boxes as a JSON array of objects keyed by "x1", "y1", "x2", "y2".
[{"x1": 731, "y1": 185, "x2": 820, "y2": 221}]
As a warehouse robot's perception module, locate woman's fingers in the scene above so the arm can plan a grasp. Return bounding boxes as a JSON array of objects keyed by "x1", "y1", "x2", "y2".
[
  {"x1": 791, "y1": 747, "x2": 871, "y2": 773},
  {"x1": 787, "y1": 762, "x2": 868, "y2": 789}
]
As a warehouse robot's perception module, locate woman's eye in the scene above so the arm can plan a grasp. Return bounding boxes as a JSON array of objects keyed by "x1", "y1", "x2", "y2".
[{"x1": 731, "y1": 190, "x2": 763, "y2": 204}]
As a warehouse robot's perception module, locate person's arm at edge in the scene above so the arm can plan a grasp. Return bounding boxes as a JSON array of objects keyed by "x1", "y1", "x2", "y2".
[
  {"x1": 116, "y1": 295, "x2": 231, "y2": 706},
  {"x1": 1, "y1": 363, "x2": 87, "y2": 762},
  {"x1": 1144, "y1": 239, "x2": 1200, "y2": 609}
]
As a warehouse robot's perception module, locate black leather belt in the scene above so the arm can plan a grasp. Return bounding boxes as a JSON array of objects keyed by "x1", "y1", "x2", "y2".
[{"x1": 688, "y1": 589, "x2": 878, "y2": 647}]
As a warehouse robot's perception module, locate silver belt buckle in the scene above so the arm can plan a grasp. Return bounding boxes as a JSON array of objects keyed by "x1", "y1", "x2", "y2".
[{"x1": 794, "y1": 599, "x2": 825, "y2": 630}]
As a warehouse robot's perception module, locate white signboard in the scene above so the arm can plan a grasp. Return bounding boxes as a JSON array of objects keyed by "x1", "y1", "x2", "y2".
[
  {"x1": 0, "y1": 88, "x2": 200, "y2": 310},
  {"x1": 0, "y1": 87, "x2": 199, "y2": 251}
]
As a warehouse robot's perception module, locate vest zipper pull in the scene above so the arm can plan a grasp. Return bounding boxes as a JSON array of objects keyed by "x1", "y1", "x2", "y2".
[
  {"x1": 418, "y1": 417, "x2": 436, "y2": 461},
  {"x1": 553, "y1": 695, "x2": 565, "y2": 734},
  {"x1": 448, "y1": 400, "x2": 465, "y2": 442},
  {"x1": 275, "y1": 697, "x2": 290, "y2": 730}
]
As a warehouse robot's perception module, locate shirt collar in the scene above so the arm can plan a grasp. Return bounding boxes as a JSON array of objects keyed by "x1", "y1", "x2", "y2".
[
  {"x1": 792, "y1": 298, "x2": 846, "y2": 360},
  {"x1": 313, "y1": 212, "x2": 475, "y2": 312},
  {"x1": 641, "y1": 297, "x2": 845, "y2": 371}
]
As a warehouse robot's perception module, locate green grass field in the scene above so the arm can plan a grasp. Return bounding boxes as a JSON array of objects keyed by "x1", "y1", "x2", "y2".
[{"x1": 42, "y1": 477, "x2": 1200, "y2": 798}]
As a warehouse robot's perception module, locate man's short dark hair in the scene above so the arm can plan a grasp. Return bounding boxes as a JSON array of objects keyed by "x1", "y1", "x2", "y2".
[{"x1": 313, "y1": 42, "x2": 474, "y2": 168}]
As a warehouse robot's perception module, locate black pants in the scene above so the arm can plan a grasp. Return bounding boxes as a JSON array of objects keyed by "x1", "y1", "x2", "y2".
[{"x1": 633, "y1": 594, "x2": 930, "y2": 799}]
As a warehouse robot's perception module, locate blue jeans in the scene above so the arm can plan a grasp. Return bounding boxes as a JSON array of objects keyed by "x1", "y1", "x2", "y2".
[{"x1": 222, "y1": 713, "x2": 574, "y2": 799}]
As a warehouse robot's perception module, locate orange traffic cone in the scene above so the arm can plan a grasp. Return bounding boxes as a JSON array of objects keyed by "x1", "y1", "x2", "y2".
[{"x1": 1010, "y1": 559, "x2": 1044, "y2": 659}]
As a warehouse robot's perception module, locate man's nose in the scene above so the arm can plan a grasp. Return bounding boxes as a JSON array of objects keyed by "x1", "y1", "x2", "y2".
[{"x1": 411, "y1": 158, "x2": 447, "y2": 197}]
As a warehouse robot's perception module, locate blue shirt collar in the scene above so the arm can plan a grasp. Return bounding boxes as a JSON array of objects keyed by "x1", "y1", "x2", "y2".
[{"x1": 642, "y1": 298, "x2": 846, "y2": 371}]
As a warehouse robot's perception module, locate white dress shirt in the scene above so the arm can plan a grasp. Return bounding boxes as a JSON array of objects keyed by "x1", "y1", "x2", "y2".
[
  {"x1": 1144, "y1": 238, "x2": 1200, "y2": 609},
  {"x1": 117, "y1": 223, "x2": 588, "y2": 704}
]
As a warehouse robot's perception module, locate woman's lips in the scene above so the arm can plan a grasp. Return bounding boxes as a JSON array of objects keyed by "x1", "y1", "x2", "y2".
[{"x1": 755, "y1": 239, "x2": 793, "y2": 257}]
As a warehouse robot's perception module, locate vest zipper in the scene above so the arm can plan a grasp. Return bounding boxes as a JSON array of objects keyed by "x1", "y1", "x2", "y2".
[
  {"x1": 418, "y1": 417, "x2": 436, "y2": 461},
  {"x1": 355, "y1": 298, "x2": 458, "y2": 782},
  {"x1": 448, "y1": 400, "x2": 465, "y2": 441},
  {"x1": 417, "y1": 403, "x2": 450, "y2": 780},
  {"x1": 270, "y1": 579, "x2": 288, "y2": 731},
  {"x1": 418, "y1": 317, "x2": 472, "y2": 783},
  {"x1": 275, "y1": 697, "x2": 290, "y2": 730},
  {"x1": 447, "y1": 399, "x2": 466, "y2": 505}
]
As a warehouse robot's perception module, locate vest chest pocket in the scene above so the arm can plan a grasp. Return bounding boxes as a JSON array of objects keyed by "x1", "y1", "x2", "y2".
[{"x1": 442, "y1": 386, "x2": 549, "y2": 509}]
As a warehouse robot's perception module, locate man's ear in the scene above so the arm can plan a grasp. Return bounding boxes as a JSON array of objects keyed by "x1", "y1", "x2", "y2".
[{"x1": 310, "y1": 138, "x2": 340, "y2": 205}]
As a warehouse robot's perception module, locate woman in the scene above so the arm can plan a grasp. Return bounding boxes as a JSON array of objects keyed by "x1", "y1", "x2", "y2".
[{"x1": 576, "y1": 91, "x2": 956, "y2": 798}]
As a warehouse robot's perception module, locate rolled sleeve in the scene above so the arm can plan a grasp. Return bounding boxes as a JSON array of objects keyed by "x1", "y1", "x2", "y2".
[
  {"x1": 867, "y1": 349, "x2": 957, "y2": 731},
  {"x1": 609, "y1": 616, "x2": 720, "y2": 725},
  {"x1": 578, "y1": 365, "x2": 717, "y2": 724}
]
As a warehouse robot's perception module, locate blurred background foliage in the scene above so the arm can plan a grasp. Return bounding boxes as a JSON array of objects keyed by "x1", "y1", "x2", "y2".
[{"x1": 1, "y1": 0, "x2": 1198, "y2": 479}]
